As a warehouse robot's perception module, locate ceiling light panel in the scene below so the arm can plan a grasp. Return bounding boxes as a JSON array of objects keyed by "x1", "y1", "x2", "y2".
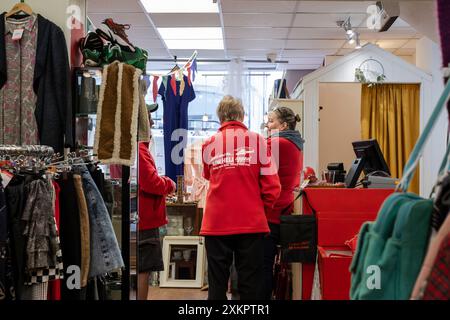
[
  {"x1": 158, "y1": 27, "x2": 223, "y2": 40},
  {"x1": 163, "y1": 39, "x2": 224, "y2": 50},
  {"x1": 141, "y1": 0, "x2": 219, "y2": 13},
  {"x1": 157, "y1": 27, "x2": 224, "y2": 50}
]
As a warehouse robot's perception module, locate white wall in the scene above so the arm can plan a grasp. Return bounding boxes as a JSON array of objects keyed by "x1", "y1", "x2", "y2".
[
  {"x1": 302, "y1": 44, "x2": 438, "y2": 196},
  {"x1": 416, "y1": 37, "x2": 447, "y2": 194},
  {"x1": 400, "y1": 1, "x2": 439, "y2": 44},
  {"x1": 2, "y1": 0, "x2": 87, "y2": 57}
]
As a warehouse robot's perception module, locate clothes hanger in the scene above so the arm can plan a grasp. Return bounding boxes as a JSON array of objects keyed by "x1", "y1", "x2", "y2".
[
  {"x1": 170, "y1": 55, "x2": 180, "y2": 73},
  {"x1": 6, "y1": 0, "x2": 33, "y2": 19}
]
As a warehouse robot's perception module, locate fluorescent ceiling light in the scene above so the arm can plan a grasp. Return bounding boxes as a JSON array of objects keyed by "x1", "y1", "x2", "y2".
[
  {"x1": 141, "y1": 0, "x2": 219, "y2": 13},
  {"x1": 158, "y1": 28, "x2": 224, "y2": 50},
  {"x1": 163, "y1": 39, "x2": 224, "y2": 50},
  {"x1": 158, "y1": 27, "x2": 222, "y2": 40}
]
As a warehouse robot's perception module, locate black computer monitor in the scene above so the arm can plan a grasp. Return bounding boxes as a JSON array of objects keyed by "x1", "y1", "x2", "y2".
[
  {"x1": 352, "y1": 139, "x2": 390, "y2": 176},
  {"x1": 345, "y1": 139, "x2": 390, "y2": 188}
]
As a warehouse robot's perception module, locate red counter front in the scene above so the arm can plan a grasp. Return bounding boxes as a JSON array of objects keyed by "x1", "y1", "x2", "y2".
[{"x1": 301, "y1": 188, "x2": 394, "y2": 300}]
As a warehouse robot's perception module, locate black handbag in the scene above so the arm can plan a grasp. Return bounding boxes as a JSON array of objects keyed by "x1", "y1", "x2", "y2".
[{"x1": 279, "y1": 190, "x2": 317, "y2": 263}]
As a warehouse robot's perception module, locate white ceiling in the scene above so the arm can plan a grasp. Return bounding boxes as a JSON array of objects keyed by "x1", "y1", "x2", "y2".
[{"x1": 87, "y1": 0, "x2": 424, "y2": 71}]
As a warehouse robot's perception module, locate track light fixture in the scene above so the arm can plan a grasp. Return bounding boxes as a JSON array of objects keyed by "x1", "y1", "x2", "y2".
[
  {"x1": 338, "y1": 17, "x2": 361, "y2": 48},
  {"x1": 339, "y1": 17, "x2": 353, "y2": 34}
]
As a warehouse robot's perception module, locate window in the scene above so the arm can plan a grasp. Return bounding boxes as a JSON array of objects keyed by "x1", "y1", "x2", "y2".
[{"x1": 146, "y1": 70, "x2": 283, "y2": 175}]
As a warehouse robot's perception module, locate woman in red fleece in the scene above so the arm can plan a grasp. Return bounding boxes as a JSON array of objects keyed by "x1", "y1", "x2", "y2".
[
  {"x1": 201, "y1": 95, "x2": 281, "y2": 300},
  {"x1": 137, "y1": 109, "x2": 176, "y2": 300},
  {"x1": 263, "y1": 106, "x2": 304, "y2": 299}
]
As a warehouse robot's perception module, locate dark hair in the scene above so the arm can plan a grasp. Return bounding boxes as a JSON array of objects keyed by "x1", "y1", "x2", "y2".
[{"x1": 271, "y1": 106, "x2": 301, "y2": 130}]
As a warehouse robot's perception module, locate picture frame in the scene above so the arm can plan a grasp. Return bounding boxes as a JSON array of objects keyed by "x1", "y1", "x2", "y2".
[{"x1": 159, "y1": 236, "x2": 206, "y2": 288}]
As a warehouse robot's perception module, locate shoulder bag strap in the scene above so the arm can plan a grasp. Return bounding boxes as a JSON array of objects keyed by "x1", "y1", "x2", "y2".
[{"x1": 280, "y1": 189, "x2": 316, "y2": 216}]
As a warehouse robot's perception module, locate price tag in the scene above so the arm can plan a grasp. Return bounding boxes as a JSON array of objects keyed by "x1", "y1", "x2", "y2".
[
  {"x1": 12, "y1": 29, "x2": 24, "y2": 41},
  {"x1": 0, "y1": 170, "x2": 14, "y2": 189}
]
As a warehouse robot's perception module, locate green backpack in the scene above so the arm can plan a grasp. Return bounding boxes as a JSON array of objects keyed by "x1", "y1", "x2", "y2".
[{"x1": 350, "y1": 80, "x2": 450, "y2": 300}]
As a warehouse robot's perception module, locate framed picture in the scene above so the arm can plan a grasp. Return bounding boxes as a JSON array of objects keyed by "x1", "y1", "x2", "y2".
[{"x1": 159, "y1": 236, "x2": 206, "y2": 288}]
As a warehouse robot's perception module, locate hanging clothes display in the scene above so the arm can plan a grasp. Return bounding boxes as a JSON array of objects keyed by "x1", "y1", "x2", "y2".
[
  {"x1": 73, "y1": 174, "x2": 90, "y2": 289},
  {"x1": 73, "y1": 160, "x2": 124, "y2": 278},
  {"x1": 0, "y1": 13, "x2": 39, "y2": 146},
  {"x1": 22, "y1": 178, "x2": 63, "y2": 285},
  {"x1": 93, "y1": 61, "x2": 142, "y2": 166},
  {"x1": 0, "y1": 13, "x2": 73, "y2": 153},
  {"x1": 0, "y1": 184, "x2": 15, "y2": 300},
  {"x1": 57, "y1": 173, "x2": 83, "y2": 300},
  {"x1": 5, "y1": 174, "x2": 63, "y2": 300},
  {"x1": 47, "y1": 181, "x2": 61, "y2": 300},
  {"x1": 0, "y1": 145, "x2": 124, "y2": 300},
  {"x1": 158, "y1": 74, "x2": 196, "y2": 182}
]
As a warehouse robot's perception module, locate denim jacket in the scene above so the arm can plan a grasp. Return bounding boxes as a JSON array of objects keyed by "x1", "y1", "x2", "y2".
[{"x1": 74, "y1": 162, "x2": 124, "y2": 277}]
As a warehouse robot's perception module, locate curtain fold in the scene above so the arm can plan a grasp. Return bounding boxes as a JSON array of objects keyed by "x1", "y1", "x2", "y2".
[{"x1": 361, "y1": 84, "x2": 420, "y2": 193}]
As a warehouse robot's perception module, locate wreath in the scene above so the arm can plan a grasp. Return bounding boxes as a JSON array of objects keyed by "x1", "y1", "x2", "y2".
[{"x1": 355, "y1": 59, "x2": 386, "y2": 87}]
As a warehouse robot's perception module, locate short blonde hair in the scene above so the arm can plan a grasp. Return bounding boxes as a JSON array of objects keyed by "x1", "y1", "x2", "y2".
[{"x1": 216, "y1": 95, "x2": 245, "y2": 123}]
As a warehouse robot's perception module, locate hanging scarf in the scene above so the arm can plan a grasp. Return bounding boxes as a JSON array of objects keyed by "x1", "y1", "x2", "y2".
[
  {"x1": 179, "y1": 70, "x2": 185, "y2": 96},
  {"x1": 152, "y1": 75, "x2": 159, "y2": 103},
  {"x1": 170, "y1": 74, "x2": 177, "y2": 96},
  {"x1": 191, "y1": 58, "x2": 198, "y2": 82},
  {"x1": 187, "y1": 66, "x2": 192, "y2": 86}
]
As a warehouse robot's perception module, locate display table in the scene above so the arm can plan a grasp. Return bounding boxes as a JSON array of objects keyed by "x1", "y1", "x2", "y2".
[{"x1": 301, "y1": 188, "x2": 394, "y2": 300}]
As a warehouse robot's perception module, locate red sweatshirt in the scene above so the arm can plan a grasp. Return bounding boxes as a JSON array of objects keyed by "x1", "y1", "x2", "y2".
[
  {"x1": 138, "y1": 142, "x2": 175, "y2": 231},
  {"x1": 266, "y1": 136, "x2": 303, "y2": 224},
  {"x1": 200, "y1": 121, "x2": 281, "y2": 236}
]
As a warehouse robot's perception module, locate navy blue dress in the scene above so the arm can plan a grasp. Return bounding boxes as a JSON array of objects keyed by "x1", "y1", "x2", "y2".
[{"x1": 158, "y1": 75, "x2": 196, "y2": 182}]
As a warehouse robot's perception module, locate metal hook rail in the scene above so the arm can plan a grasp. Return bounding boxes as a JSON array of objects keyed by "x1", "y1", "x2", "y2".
[{"x1": 0, "y1": 145, "x2": 55, "y2": 157}]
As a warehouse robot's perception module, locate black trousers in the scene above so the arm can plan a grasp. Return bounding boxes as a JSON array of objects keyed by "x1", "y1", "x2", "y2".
[
  {"x1": 57, "y1": 174, "x2": 82, "y2": 300},
  {"x1": 262, "y1": 223, "x2": 280, "y2": 300},
  {"x1": 205, "y1": 233, "x2": 265, "y2": 300}
]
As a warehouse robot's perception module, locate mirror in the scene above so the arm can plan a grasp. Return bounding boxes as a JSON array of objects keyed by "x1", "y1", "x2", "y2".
[
  {"x1": 74, "y1": 67, "x2": 129, "y2": 300},
  {"x1": 159, "y1": 236, "x2": 205, "y2": 288}
]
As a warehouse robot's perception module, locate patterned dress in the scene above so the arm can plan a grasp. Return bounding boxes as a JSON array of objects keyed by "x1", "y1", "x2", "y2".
[{"x1": 0, "y1": 14, "x2": 39, "y2": 145}]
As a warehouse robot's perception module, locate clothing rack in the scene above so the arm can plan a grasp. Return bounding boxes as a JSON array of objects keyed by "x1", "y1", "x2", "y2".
[{"x1": 0, "y1": 145, "x2": 54, "y2": 156}]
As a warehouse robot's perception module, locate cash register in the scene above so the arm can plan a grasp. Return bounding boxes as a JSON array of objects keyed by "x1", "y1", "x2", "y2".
[{"x1": 345, "y1": 139, "x2": 398, "y2": 189}]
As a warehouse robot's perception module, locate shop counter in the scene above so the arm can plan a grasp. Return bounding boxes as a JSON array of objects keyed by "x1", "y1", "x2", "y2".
[{"x1": 301, "y1": 188, "x2": 394, "y2": 300}]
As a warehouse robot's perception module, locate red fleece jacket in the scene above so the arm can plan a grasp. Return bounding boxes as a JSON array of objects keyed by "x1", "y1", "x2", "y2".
[
  {"x1": 266, "y1": 136, "x2": 303, "y2": 224},
  {"x1": 138, "y1": 142, "x2": 175, "y2": 231},
  {"x1": 200, "y1": 121, "x2": 281, "y2": 236}
]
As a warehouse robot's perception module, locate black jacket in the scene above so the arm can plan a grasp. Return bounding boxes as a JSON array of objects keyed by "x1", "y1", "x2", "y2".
[{"x1": 0, "y1": 13, "x2": 73, "y2": 153}]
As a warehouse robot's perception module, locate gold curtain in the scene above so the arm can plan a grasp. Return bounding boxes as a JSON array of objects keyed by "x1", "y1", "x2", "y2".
[{"x1": 361, "y1": 83, "x2": 420, "y2": 193}]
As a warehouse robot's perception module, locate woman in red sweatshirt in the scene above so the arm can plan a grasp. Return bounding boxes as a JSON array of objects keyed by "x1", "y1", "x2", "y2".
[
  {"x1": 201, "y1": 95, "x2": 281, "y2": 300},
  {"x1": 264, "y1": 106, "x2": 304, "y2": 299},
  {"x1": 138, "y1": 108, "x2": 176, "y2": 300}
]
